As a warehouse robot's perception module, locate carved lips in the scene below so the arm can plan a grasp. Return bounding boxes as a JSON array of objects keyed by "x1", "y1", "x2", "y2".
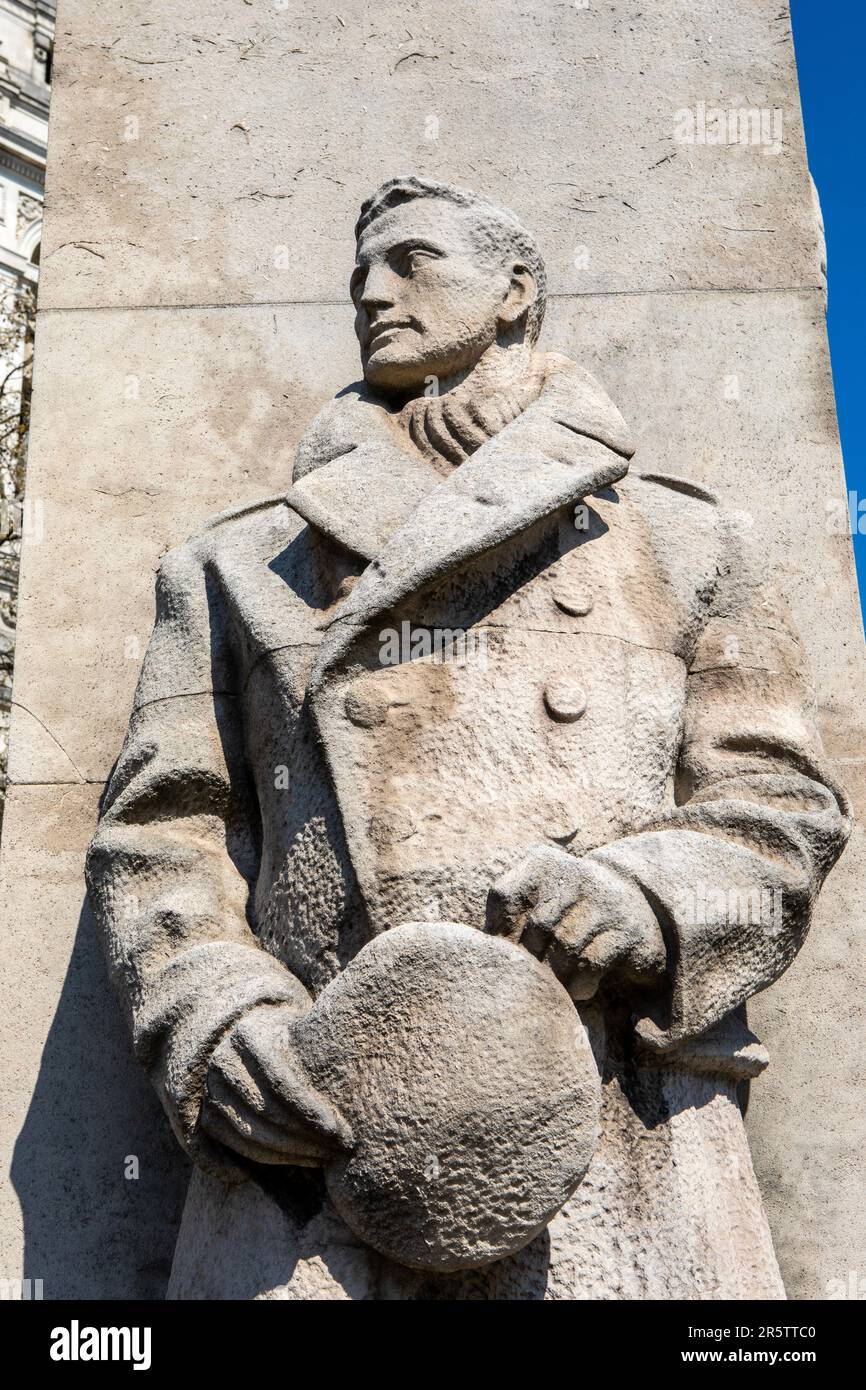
[{"x1": 364, "y1": 317, "x2": 417, "y2": 353}]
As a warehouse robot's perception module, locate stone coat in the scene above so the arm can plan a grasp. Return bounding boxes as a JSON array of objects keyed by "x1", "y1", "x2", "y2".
[{"x1": 85, "y1": 355, "x2": 850, "y2": 1298}]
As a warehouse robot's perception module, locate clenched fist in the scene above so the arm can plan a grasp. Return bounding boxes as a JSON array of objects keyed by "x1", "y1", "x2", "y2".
[
  {"x1": 486, "y1": 846, "x2": 666, "y2": 1001},
  {"x1": 201, "y1": 1002, "x2": 354, "y2": 1167}
]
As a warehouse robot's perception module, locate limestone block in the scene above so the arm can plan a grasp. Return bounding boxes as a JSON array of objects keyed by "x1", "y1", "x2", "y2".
[
  {"x1": 2, "y1": 0, "x2": 861, "y2": 1304},
  {"x1": 747, "y1": 772, "x2": 866, "y2": 1301},
  {"x1": 41, "y1": 0, "x2": 820, "y2": 310},
  {"x1": 6, "y1": 300, "x2": 359, "y2": 784},
  {"x1": 0, "y1": 784, "x2": 188, "y2": 1298}
]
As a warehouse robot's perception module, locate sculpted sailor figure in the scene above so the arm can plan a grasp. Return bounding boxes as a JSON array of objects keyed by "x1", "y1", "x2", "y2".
[{"x1": 86, "y1": 177, "x2": 850, "y2": 1300}]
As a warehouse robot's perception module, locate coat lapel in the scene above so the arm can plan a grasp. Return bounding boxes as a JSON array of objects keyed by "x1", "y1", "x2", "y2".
[
  {"x1": 288, "y1": 441, "x2": 436, "y2": 563},
  {"x1": 293, "y1": 355, "x2": 635, "y2": 929},
  {"x1": 304, "y1": 357, "x2": 635, "y2": 693}
]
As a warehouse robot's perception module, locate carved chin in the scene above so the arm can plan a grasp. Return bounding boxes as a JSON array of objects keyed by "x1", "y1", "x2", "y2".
[{"x1": 363, "y1": 350, "x2": 430, "y2": 391}]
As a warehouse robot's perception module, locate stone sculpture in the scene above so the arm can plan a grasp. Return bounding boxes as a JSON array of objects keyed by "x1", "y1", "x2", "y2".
[{"x1": 86, "y1": 176, "x2": 850, "y2": 1300}]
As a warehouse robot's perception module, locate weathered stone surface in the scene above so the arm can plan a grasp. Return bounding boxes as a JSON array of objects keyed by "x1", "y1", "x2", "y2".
[
  {"x1": 297, "y1": 922, "x2": 601, "y2": 1270},
  {"x1": 5, "y1": 300, "x2": 359, "y2": 784},
  {"x1": 41, "y1": 0, "x2": 820, "y2": 310},
  {"x1": 80, "y1": 176, "x2": 851, "y2": 1299},
  {"x1": 1, "y1": 1, "x2": 862, "y2": 1305},
  {"x1": 747, "y1": 792, "x2": 866, "y2": 1301},
  {"x1": 0, "y1": 784, "x2": 188, "y2": 1298},
  {"x1": 168, "y1": 1064, "x2": 783, "y2": 1301}
]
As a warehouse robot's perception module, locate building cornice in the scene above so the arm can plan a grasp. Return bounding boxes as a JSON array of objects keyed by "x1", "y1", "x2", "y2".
[
  {"x1": 0, "y1": 137, "x2": 44, "y2": 186},
  {"x1": 0, "y1": 64, "x2": 51, "y2": 113},
  {"x1": 0, "y1": 1, "x2": 56, "y2": 24}
]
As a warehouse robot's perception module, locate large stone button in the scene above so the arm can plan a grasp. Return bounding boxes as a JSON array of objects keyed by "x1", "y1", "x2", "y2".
[
  {"x1": 542, "y1": 802, "x2": 578, "y2": 844},
  {"x1": 344, "y1": 684, "x2": 389, "y2": 727},
  {"x1": 543, "y1": 678, "x2": 587, "y2": 723},
  {"x1": 552, "y1": 581, "x2": 594, "y2": 617}
]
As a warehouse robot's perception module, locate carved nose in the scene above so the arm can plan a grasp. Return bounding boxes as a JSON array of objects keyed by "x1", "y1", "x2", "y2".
[{"x1": 360, "y1": 264, "x2": 398, "y2": 311}]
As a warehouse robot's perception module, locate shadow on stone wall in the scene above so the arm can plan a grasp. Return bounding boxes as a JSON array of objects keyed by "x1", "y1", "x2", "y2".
[{"x1": 10, "y1": 896, "x2": 188, "y2": 1300}]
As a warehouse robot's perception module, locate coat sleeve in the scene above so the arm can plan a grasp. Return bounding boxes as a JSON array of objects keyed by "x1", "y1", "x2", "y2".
[
  {"x1": 582, "y1": 510, "x2": 852, "y2": 1055},
  {"x1": 85, "y1": 537, "x2": 309, "y2": 1180}
]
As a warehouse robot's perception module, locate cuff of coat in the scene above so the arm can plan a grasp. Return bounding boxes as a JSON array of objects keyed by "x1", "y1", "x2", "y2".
[
  {"x1": 133, "y1": 941, "x2": 312, "y2": 1183},
  {"x1": 587, "y1": 828, "x2": 802, "y2": 1052}
]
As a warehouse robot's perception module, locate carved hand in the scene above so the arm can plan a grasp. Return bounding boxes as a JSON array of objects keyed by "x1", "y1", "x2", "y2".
[
  {"x1": 200, "y1": 1003, "x2": 354, "y2": 1167},
  {"x1": 486, "y1": 846, "x2": 666, "y2": 1001}
]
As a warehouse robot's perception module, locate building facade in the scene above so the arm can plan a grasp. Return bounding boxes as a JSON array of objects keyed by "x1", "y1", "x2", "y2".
[{"x1": 0, "y1": 0, "x2": 53, "y2": 819}]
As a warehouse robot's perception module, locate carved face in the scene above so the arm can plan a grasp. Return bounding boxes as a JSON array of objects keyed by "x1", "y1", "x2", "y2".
[{"x1": 351, "y1": 199, "x2": 519, "y2": 395}]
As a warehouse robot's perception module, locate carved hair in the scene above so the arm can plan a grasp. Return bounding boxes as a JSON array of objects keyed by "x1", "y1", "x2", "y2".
[{"x1": 356, "y1": 175, "x2": 547, "y2": 343}]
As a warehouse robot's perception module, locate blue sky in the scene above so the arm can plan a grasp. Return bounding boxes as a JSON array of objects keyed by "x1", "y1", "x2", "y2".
[{"x1": 790, "y1": 1, "x2": 865, "y2": 620}]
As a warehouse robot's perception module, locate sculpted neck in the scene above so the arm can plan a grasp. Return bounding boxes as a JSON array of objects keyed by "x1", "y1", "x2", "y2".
[
  {"x1": 430, "y1": 340, "x2": 534, "y2": 398},
  {"x1": 397, "y1": 342, "x2": 544, "y2": 473}
]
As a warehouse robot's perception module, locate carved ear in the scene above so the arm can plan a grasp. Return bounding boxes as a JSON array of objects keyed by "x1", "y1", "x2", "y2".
[{"x1": 498, "y1": 261, "x2": 537, "y2": 334}]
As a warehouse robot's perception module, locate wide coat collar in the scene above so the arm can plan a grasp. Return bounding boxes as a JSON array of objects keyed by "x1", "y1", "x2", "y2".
[
  {"x1": 287, "y1": 355, "x2": 635, "y2": 951},
  {"x1": 287, "y1": 354, "x2": 635, "y2": 687}
]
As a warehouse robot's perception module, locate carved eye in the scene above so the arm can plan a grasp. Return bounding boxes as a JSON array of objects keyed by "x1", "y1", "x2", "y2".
[
  {"x1": 401, "y1": 247, "x2": 436, "y2": 275},
  {"x1": 349, "y1": 266, "x2": 367, "y2": 306}
]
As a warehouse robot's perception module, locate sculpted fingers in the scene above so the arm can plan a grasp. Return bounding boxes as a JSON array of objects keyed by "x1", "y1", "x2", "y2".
[
  {"x1": 529, "y1": 900, "x2": 612, "y2": 997},
  {"x1": 202, "y1": 1070, "x2": 335, "y2": 1166},
  {"x1": 555, "y1": 911, "x2": 666, "y2": 998},
  {"x1": 486, "y1": 864, "x2": 538, "y2": 941},
  {"x1": 228, "y1": 1009, "x2": 353, "y2": 1151},
  {"x1": 487, "y1": 849, "x2": 666, "y2": 999},
  {"x1": 487, "y1": 849, "x2": 666, "y2": 1000},
  {"x1": 486, "y1": 846, "x2": 570, "y2": 941},
  {"x1": 256, "y1": 1058, "x2": 354, "y2": 1154},
  {"x1": 202, "y1": 1008, "x2": 354, "y2": 1165},
  {"x1": 466, "y1": 392, "x2": 509, "y2": 440},
  {"x1": 550, "y1": 921, "x2": 625, "y2": 1000}
]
